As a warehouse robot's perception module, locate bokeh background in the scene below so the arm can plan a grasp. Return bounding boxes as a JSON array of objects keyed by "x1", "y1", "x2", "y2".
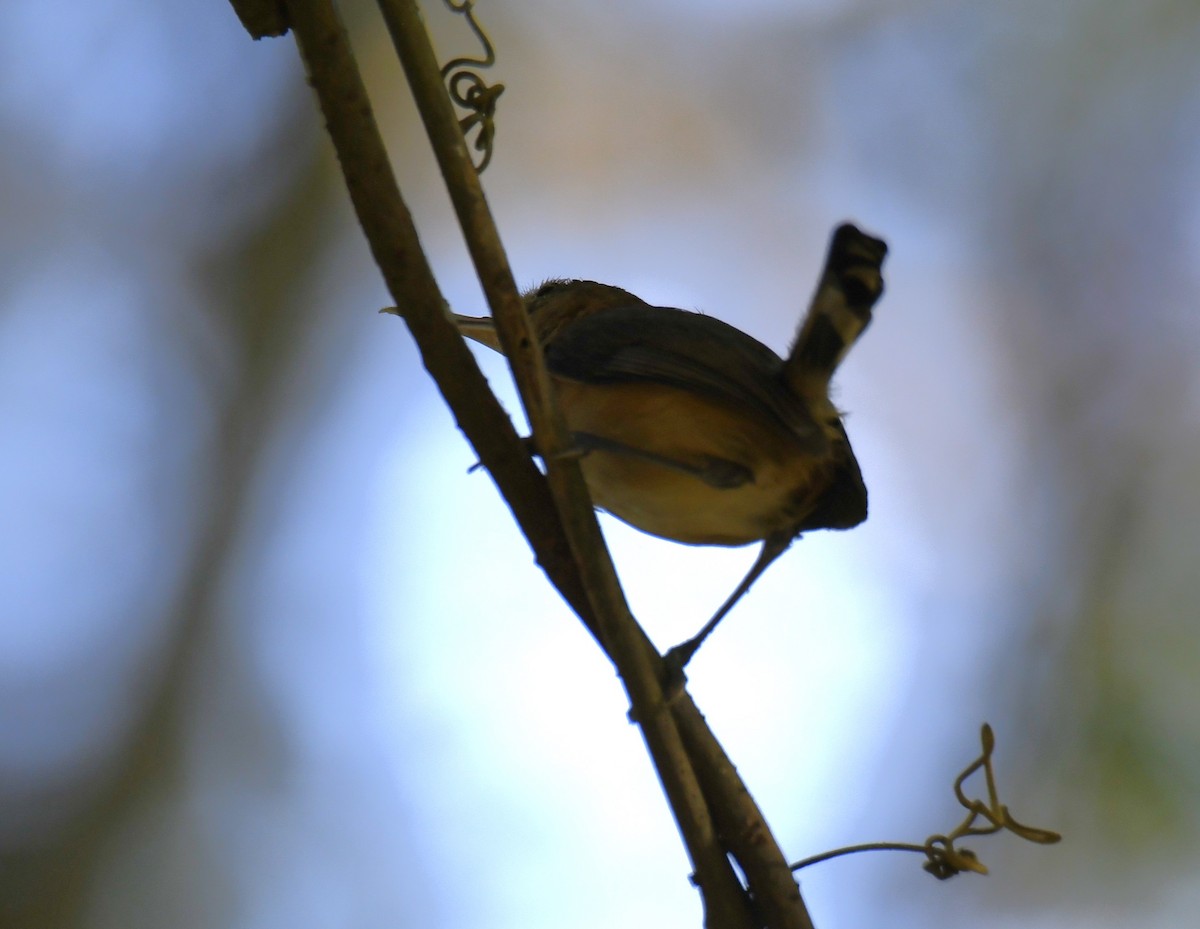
[{"x1": 3, "y1": 0, "x2": 1199, "y2": 927}]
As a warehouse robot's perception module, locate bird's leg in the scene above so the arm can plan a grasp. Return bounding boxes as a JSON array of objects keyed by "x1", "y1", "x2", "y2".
[{"x1": 664, "y1": 531, "x2": 795, "y2": 674}]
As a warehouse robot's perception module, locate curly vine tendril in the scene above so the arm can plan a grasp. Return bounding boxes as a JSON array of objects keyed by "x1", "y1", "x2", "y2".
[
  {"x1": 790, "y1": 724, "x2": 1061, "y2": 880},
  {"x1": 440, "y1": 0, "x2": 504, "y2": 172}
]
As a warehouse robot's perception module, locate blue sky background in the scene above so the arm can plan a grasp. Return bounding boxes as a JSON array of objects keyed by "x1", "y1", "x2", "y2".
[{"x1": 2, "y1": 1, "x2": 1200, "y2": 927}]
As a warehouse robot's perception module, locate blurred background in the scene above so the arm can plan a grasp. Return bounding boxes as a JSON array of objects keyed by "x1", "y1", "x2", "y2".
[{"x1": 2, "y1": 0, "x2": 1198, "y2": 926}]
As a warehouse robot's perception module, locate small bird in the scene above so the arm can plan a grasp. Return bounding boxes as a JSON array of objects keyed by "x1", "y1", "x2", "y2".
[{"x1": 454, "y1": 223, "x2": 887, "y2": 667}]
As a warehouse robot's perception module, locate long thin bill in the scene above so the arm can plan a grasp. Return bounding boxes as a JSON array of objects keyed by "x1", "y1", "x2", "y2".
[{"x1": 453, "y1": 313, "x2": 504, "y2": 352}]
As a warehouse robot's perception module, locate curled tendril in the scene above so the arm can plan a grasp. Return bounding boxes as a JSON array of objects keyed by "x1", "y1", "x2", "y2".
[
  {"x1": 440, "y1": 0, "x2": 504, "y2": 171},
  {"x1": 790, "y1": 724, "x2": 1061, "y2": 880}
]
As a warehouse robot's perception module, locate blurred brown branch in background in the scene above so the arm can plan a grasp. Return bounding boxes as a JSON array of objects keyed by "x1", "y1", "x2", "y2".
[{"x1": 0, "y1": 118, "x2": 337, "y2": 929}]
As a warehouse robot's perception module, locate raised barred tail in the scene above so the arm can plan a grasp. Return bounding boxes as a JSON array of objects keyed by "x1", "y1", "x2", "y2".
[{"x1": 784, "y1": 223, "x2": 887, "y2": 397}]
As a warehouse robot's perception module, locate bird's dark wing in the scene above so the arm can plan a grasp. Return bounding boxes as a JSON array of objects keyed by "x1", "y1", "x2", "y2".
[{"x1": 544, "y1": 304, "x2": 820, "y2": 444}]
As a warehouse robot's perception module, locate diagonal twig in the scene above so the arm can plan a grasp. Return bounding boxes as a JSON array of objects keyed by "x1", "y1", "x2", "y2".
[{"x1": 226, "y1": 1, "x2": 818, "y2": 925}]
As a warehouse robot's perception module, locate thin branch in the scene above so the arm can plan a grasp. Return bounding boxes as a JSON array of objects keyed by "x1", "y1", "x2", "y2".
[
  {"x1": 672, "y1": 700, "x2": 815, "y2": 928},
  {"x1": 790, "y1": 842, "x2": 933, "y2": 871},
  {"x1": 278, "y1": 0, "x2": 594, "y2": 634},
  {"x1": 233, "y1": 1, "x2": 817, "y2": 925},
  {"x1": 373, "y1": 1, "x2": 755, "y2": 923}
]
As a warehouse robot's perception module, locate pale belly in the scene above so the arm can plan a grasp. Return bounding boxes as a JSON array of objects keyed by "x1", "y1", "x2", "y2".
[
  {"x1": 555, "y1": 379, "x2": 831, "y2": 546},
  {"x1": 580, "y1": 452, "x2": 818, "y2": 545}
]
